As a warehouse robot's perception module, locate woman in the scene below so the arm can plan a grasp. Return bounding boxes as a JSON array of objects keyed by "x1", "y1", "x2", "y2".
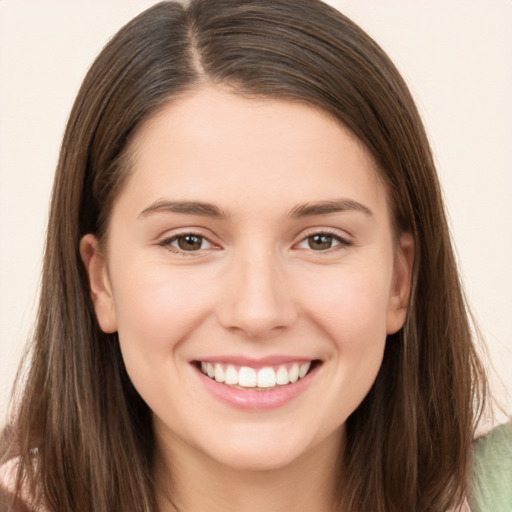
[{"x1": 0, "y1": 0, "x2": 499, "y2": 510}]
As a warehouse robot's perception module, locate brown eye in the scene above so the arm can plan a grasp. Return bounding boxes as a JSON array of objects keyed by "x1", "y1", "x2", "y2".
[
  {"x1": 176, "y1": 234, "x2": 204, "y2": 251},
  {"x1": 159, "y1": 232, "x2": 215, "y2": 254},
  {"x1": 297, "y1": 232, "x2": 350, "y2": 252},
  {"x1": 307, "y1": 234, "x2": 335, "y2": 250}
]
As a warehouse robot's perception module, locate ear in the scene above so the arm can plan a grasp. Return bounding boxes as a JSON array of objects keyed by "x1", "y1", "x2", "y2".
[
  {"x1": 80, "y1": 234, "x2": 118, "y2": 333},
  {"x1": 386, "y1": 232, "x2": 414, "y2": 334}
]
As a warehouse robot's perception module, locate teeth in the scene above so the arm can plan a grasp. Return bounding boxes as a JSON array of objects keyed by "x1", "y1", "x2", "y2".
[
  {"x1": 289, "y1": 364, "x2": 299, "y2": 383},
  {"x1": 238, "y1": 367, "x2": 257, "y2": 387},
  {"x1": 276, "y1": 365, "x2": 290, "y2": 385},
  {"x1": 257, "y1": 367, "x2": 276, "y2": 388},
  {"x1": 225, "y1": 365, "x2": 238, "y2": 385},
  {"x1": 299, "y1": 362, "x2": 310, "y2": 378},
  {"x1": 200, "y1": 361, "x2": 313, "y2": 389},
  {"x1": 214, "y1": 363, "x2": 225, "y2": 383}
]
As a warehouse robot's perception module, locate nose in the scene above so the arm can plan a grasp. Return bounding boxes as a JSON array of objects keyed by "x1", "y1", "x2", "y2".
[{"x1": 216, "y1": 247, "x2": 298, "y2": 339}]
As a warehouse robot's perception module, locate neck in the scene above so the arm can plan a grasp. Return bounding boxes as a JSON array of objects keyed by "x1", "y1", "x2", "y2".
[{"x1": 154, "y1": 429, "x2": 344, "y2": 512}]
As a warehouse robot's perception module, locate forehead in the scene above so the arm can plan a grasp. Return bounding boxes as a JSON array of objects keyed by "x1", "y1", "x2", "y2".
[{"x1": 119, "y1": 86, "x2": 388, "y2": 220}]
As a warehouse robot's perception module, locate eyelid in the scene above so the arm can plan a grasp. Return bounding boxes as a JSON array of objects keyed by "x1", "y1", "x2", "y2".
[
  {"x1": 157, "y1": 228, "x2": 220, "y2": 255},
  {"x1": 294, "y1": 227, "x2": 353, "y2": 251}
]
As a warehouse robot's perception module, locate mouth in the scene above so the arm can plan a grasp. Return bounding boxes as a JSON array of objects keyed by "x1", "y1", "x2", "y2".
[{"x1": 194, "y1": 360, "x2": 321, "y2": 391}]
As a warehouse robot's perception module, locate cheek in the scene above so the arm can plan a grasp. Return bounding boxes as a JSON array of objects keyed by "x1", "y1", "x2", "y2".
[
  {"x1": 109, "y1": 260, "x2": 217, "y2": 358},
  {"x1": 108, "y1": 261, "x2": 221, "y2": 416},
  {"x1": 296, "y1": 261, "x2": 392, "y2": 400},
  {"x1": 308, "y1": 274, "x2": 391, "y2": 420},
  {"x1": 326, "y1": 278, "x2": 389, "y2": 375},
  {"x1": 300, "y1": 262, "x2": 393, "y2": 341}
]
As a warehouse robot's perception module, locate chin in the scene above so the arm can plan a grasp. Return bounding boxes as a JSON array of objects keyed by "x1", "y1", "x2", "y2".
[
  {"x1": 198, "y1": 427, "x2": 319, "y2": 473},
  {"x1": 210, "y1": 446, "x2": 302, "y2": 473}
]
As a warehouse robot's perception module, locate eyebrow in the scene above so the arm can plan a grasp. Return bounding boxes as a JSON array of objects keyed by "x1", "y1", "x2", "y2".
[
  {"x1": 138, "y1": 197, "x2": 373, "y2": 220},
  {"x1": 288, "y1": 199, "x2": 373, "y2": 218},
  {"x1": 138, "y1": 200, "x2": 228, "y2": 219}
]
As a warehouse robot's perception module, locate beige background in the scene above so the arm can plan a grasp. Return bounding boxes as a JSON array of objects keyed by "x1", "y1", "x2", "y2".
[{"x1": 1, "y1": 0, "x2": 511, "y2": 424}]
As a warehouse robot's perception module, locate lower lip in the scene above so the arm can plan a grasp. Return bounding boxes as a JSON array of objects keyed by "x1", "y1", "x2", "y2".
[{"x1": 195, "y1": 365, "x2": 318, "y2": 411}]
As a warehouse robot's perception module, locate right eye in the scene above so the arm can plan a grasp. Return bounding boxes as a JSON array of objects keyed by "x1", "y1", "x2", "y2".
[{"x1": 159, "y1": 233, "x2": 215, "y2": 253}]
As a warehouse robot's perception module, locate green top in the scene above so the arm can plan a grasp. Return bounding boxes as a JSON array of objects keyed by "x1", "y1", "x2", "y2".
[{"x1": 471, "y1": 421, "x2": 512, "y2": 512}]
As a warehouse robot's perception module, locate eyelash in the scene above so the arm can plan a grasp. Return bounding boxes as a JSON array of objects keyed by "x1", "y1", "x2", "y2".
[
  {"x1": 296, "y1": 229, "x2": 352, "y2": 253},
  {"x1": 158, "y1": 231, "x2": 216, "y2": 255},
  {"x1": 157, "y1": 229, "x2": 352, "y2": 255}
]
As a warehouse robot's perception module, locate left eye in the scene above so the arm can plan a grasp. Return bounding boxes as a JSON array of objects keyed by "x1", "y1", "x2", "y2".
[
  {"x1": 164, "y1": 234, "x2": 213, "y2": 252},
  {"x1": 297, "y1": 233, "x2": 345, "y2": 251}
]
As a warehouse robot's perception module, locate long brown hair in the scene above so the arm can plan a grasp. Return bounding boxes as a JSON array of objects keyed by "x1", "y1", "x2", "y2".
[{"x1": 1, "y1": 1, "x2": 487, "y2": 510}]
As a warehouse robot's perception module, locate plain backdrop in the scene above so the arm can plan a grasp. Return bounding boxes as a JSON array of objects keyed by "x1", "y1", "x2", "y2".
[{"x1": 1, "y1": 0, "x2": 511, "y2": 425}]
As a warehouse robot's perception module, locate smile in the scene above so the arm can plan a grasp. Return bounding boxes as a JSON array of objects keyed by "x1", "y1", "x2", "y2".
[
  {"x1": 194, "y1": 359, "x2": 321, "y2": 410},
  {"x1": 198, "y1": 361, "x2": 314, "y2": 390}
]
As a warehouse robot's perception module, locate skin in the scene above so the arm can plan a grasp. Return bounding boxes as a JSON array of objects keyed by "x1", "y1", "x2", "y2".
[{"x1": 81, "y1": 87, "x2": 413, "y2": 512}]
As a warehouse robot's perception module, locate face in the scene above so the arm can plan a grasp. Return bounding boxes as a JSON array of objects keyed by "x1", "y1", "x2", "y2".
[{"x1": 81, "y1": 87, "x2": 413, "y2": 473}]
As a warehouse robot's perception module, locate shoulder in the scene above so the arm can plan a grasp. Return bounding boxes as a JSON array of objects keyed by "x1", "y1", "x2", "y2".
[{"x1": 470, "y1": 420, "x2": 512, "y2": 512}]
